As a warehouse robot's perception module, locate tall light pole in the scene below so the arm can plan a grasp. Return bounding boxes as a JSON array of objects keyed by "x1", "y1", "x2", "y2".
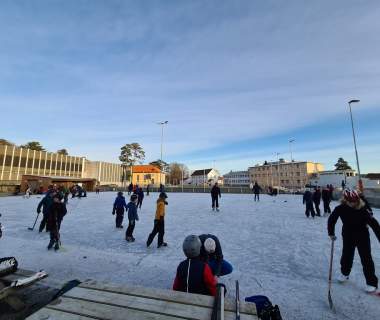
[
  {"x1": 275, "y1": 152, "x2": 280, "y2": 189},
  {"x1": 348, "y1": 99, "x2": 362, "y2": 191},
  {"x1": 158, "y1": 121, "x2": 168, "y2": 186},
  {"x1": 289, "y1": 139, "x2": 295, "y2": 191}
]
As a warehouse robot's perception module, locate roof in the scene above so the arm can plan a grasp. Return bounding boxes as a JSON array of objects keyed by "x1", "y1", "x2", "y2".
[
  {"x1": 132, "y1": 165, "x2": 162, "y2": 173},
  {"x1": 191, "y1": 169, "x2": 213, "y2": 176}
]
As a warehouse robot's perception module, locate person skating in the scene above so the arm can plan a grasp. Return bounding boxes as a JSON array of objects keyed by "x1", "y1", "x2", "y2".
[
  {"x1": 37, "y1": 191, "x2": 55, "y2": 232},
  {"x1": 322, "y1": 185, "x2": 332, "y2": 215},
  {"x1": 173, "y1": 235, "x2": 217, "y2": 296},
  {"x1": 210, "y1": 182, "x2": 221, "y2": 211},
  {"x1": 125, "y1": 194, "x2": 139, "y2": 242},
  {"x1": 137, "y1": 187, "x2": 144, "y2": 209},
  {"x1": 198, "y1": 234, "x2": 233, "y2": 277},
  {"x1": 313, "y1": 187, "x2": 321, "y2": 216},
  {"x1": 112, "y1": 191, "x2": 128, "y2": 228},
  {"x1": 303, "y1": 188, "x2": 315, "y2": 218},
  {"x1": 128, "y1": 183, "x2": 133, "y2": 195},
  {"x1": 253, "y1": 182, "x2": 262, "y2": 202},
  {"x1": 146, "y1": 192, "x2": 168, "y2": 248},
  {"x1": 328, "y1": 189, "x2": 380, "y2": 293},
  {"x1": 47, "y1": 194, "x2": 67, "y2": 250},
  {"x1": 146, "y1": 184, "x2": 150, "y2": 196}
]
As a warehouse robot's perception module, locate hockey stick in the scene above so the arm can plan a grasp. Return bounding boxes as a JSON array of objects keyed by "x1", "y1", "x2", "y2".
[
  {"x1": 236, "y1": 280, "x2": 240, "y2": 320},
  {"x1": 28, "y1": 212, "x2": 40, "y2": 231},
  {"x1": 211, "y1": 283, "x2": 225, "y2": 320},
  {"x1": 328, "y1": 239, "x2": 335, "y2": 310}
]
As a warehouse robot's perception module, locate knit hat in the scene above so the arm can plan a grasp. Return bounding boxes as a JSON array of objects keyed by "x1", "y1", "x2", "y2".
[
  {"x1": 183, "y1": 235, "x2": 201, "y2": 258},
  {"x1": 130, "y1": 194, "x2": 137, "y2": 201},
  {"x1": 204, "y1": 238, "x2": 216, "y2": 253},
  {"x1": 343, "y1": 189, "x2": 360, "y2": 203}
]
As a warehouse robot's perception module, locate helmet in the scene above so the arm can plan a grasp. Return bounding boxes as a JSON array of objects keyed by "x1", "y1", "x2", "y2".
[
  {"x1": 130, "y1": 194, "x2": 137, "y2": 201},
  {"x1": 204, "y1": 238, "x2": 216, "y2": 253},
  {"x1": 343, "y1": 189, "x2": 360, "y2": 203},
  {"x1": 183, "y1": 235, "x2": 201, "y2": 258},
  {"x1": 159, "y1": 192, "x2": 168, "y2": 199},
  {"x1": 117, "y1": 191, "x2": 123, "y2": 197}
]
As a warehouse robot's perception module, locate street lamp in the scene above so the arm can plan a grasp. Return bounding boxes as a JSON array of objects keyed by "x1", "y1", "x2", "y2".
[
  {"x1": 289, "y1": 139, "x2": 295, "y2": 162},
  {"x1": 348, "y1": 99, "x2": 362, "y2": 191},
  {"x1": 289, "y1": 139, "x2": 295, "y2": 191},
  {"x1": 158, "y1": 121, "x2": 168, "y2": 186}
]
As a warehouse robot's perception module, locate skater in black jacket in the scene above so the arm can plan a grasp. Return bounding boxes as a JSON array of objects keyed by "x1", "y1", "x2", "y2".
[
  {"x1": 313, "y1": 187, "x2": 321, "y2": 216},
  {"x1": 303, "y1": 188, "x2": 315, "y2": 218},
  {"x1": 210, "y1": 183, "x2": 221, "y2": 211},
  {"x1": 112, "y1": 192, "x2": 128, "y2": 228},
  {"x1": 137, "y1": 187, "x2": 144, "y2": 209},
  {"x1": 253, "y1": 182, "x2": 262, "y2": 202},
  {"x1": 328, "y1": 190, "x2": 380, "y2": 293},
  {"x1": 47, "y1": 194, "x2": 67, "y2": 250},
  {"x1": 322, "y1": 185, "x2": 332, "y2": 215}
]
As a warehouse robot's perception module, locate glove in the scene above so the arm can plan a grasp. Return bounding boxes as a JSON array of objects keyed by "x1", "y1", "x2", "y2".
[
  {"x1": 329, "y1": 235, "x2": 337, "y2": 241},
  {"x1": 112, "y1": 210, "x2": 115, "y2": 215}
]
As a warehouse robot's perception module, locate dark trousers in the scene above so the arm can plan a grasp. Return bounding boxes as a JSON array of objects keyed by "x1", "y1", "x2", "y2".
[
  {"x1": 323, "y1": 200, "x2": 331, "y2": 214},
  {"x1": 212, "y1": 196, "x2": 219, "y2": 209},
  {"x1": 147, "y1": 219, "x2": 165, "y2": 247},
  {"x1": 115, "y1": 208, "x2": 124, "y2": 227},
  {"x1": 254, "y1": 193, "x2": 259, "y2": 201},
  {"x1": 305, "y1": 202, "x2": 315, "y2": 218},
  {"x1": 341, "y1": 235, "x2": 378, "y2": 287},
  {"x1": 39, "y1": 213, "x2": 49, "y2": 232},
  {"x1": 126, "y1": 220, "x2": 135, "y2": 238},
  {"x1": 137, "y1": 199, "x2": 143, "y2": 209},
  {"x1": 313, "y1": 201, "x2": 321, "y2": 216}
]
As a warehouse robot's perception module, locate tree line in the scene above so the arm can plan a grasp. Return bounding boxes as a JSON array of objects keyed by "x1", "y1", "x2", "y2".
[{"x1": 0, "y1": 138, "x2": 69, "y2": 155}]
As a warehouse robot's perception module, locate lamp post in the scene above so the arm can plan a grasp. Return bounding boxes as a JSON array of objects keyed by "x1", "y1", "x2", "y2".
[
  {"x1": 275, "y1": 152, "x2": 280, "y2": 189},
  {"x1": 158, "y1": 121, "x2": 168, "y2": 186},
  {"x1": 347, "y1": 99, "x2": 362, "y2": 191},
  {"x1": 289, "y1": 139, "x2": 295, "y2": 191}
]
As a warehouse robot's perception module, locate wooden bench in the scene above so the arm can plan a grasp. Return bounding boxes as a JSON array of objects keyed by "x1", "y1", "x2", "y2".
[{"x1": 28, "y1": 280, "x2": 258, "y2": 320}]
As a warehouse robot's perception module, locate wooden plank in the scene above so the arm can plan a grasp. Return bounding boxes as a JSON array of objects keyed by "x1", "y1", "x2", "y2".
[
  {"x1": 28, "y1": 308, "x2": 95, "y2": 320},
  {"x1": 79, "y1": 280, "x2": 257, "y2": 315},
  {"x1": 61, "y1": 286, "x2": 256, "y2": 320},
  {"x1": 45, "y1": 296, "x2": 185, "y2": 320}
]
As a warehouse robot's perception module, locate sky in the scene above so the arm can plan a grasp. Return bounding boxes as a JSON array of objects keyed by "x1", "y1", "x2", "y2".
[{"x1": 1, "y1": 0, "x2": 380, "y2": 174}]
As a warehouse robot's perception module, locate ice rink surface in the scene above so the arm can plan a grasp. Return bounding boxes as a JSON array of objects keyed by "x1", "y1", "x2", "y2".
[{"x1": 1, "y1": 192, "x2": 380, "y2": 319}]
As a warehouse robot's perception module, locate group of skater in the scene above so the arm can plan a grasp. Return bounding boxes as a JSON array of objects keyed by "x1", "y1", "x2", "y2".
[{"x1": 303, "y1": 184, "x2": 335, "y2": 218}]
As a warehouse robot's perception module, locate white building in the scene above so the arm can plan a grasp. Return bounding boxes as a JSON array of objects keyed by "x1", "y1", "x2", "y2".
[
  {"x1": 223, "y1": 170, "x2": 250, "y2": 186},
  {"x1": 190, "y1": 168, "x2": 220, "y2": 185},
  {"x1": 310, "y1": 169, "x2": 357, "y2": 189}
]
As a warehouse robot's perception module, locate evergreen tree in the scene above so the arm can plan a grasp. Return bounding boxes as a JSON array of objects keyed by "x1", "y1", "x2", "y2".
[
  {"x1": 57, "y1": 149, "x2": 69, "y2": 155},
  {"x1": 20, "y1": 141, "x2": 45, "y2": 151},
  {"x1": 119, "y1": 143, "x2": 145, "y2": 186},
  {"x1": 334, "y1": 157, "x2": 352, "y2": 170}
]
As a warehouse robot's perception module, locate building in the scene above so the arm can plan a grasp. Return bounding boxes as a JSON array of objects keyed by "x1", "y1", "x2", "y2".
[
  {"x1": 131, "y1": 165, "x2": 165, "y2": 186},
  {"x1": 248, "y1": 160, "x2": 324, "y2": 190},
  {"x1": 0, "y1": 144, "x2": 123, "y2": 192},
  {"x1": 223, "y1": 170, "x2": 250, "y2": 186},
  {"x1": 189, "y1": 168, "x2": 220, "y2": 185},
  {"x1": 310, "y1": 169, "x2": 357, "y2": 189}
]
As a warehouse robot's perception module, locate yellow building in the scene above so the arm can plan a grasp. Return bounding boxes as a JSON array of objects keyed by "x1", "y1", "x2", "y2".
[
  {"x1": 131, "y1": 165, "x2": 165, "y2": 186},
  {"x1": 248, "y1": 160, "x2": 324, "y2": 190}
]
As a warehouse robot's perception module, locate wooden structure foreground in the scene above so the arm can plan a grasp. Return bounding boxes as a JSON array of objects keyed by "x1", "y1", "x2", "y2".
[{"x1": 28, "y1": 280, "x2": 258, "y2": 320}]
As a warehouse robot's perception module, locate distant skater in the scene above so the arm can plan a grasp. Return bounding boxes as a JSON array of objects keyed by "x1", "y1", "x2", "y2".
[
  {"x1": 137, "y1": 187, "x2": 144, "y2": 209},
  {"x1": 125, "y1": 194, "x2": 139, "y2": 242},
  {"x1": 303, "y1": 188, "x2": 315, "y2": 218},
  {"x1": 313, "y1": 187, "x2": 321, "y2": 217},
  {"x1": 147, "y1": 192, "x2": 168, "y2": 248},
  {"x1": 253, "y1": 182, "x2": 262, "y2": 202},
  {"x1": 211, "y1": 183, "x2": 221, "y2": 211},
  {"x1": 112, "y1": 191, "x2": 127, "y2": 228}
]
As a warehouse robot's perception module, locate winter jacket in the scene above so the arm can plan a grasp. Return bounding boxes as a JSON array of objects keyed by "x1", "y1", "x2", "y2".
[
  {"x1": 47, "y1": 202, "x2": 67, "y2": 231},
  {"x1": 198, "y1": 234, "x2": 224, "y2": 277},
  {"x1": 253, "y1": 183, "x2": 261, "y2": 194},
  {"x1": 155, "y1": 198, "x2": 167, "y2": 220},
  {"x1": 211, "y1": 186, "x2": 221, "y2": 198},
  {"x1": 113, "y1": 195, "x2": 128, "y2": 212},
  {"x1": 137, "y1": 189, "x2": 144, "y2": 200},
  {"x1": 126, "y1": 202, "x2": 139, "y2": 221},
  {"x1": 173, "y1": 258, "x2": 216, "y2": 296},
  {"x1": 37, "y1": 195, "x2": 54, "y2": 215},
  {"x1": 322, "y1": 189, "x2": 331, "y2": 202},
  {"x1": 313, "y1": 190, "x2": 321, "y2": 203},
  {"x1": 303, "y1": 191, "x2": 313, "y2": 204},
  {"x1": 328, "y1": 200, "x2": 380, "y2": 241}
]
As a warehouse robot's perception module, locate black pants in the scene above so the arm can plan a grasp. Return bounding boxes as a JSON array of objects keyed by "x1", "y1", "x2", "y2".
[
  {"x1": 39, "y1": 213, "x2": 49, "y2": 232},
  {"x1": 305, "y1": 202, "x2": 315, "y2": 218},
  {"x1": 341, "y1": 235, "x2": 378, "y2": 287},
  {"x1": 147, "y1": 219, "x2": 165, "y2": 247},
  {"x1": 137, "y1": 199, "x2": 143, "y2": 209},
  {"x1": 212, "y1": 196, "x2": 219, "y2": 209},
  {"x1": 115, "y1": 208, "x2": 124, "y2": 227},
  {"x1": 323, "y1": 200, "x2": 331, "y2": 214},
  {"x1": 126, "y1": 220, "x2": 135, "y2": 238},
  {"x1": 254, "y1": 193, "x2": 259, "y2": 201},
  {"x1": 314, "y1": 201, "x2": 320, "y2": 216}
]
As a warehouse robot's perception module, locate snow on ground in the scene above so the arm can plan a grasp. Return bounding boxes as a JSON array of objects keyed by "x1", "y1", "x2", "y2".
[{"x1": 1, "y1": 192, "x2": 380, "y2": 319}]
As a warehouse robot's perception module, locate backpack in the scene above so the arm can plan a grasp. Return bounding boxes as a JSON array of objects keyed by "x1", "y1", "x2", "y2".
[{"x1": 245, "y1": 295, "x2": 283, "y2": 320}]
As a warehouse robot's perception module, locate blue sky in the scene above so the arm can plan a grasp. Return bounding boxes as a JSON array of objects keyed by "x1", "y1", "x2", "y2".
[{"x1": 1, "y1": 1, "x2": 380, "y2": 174}]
